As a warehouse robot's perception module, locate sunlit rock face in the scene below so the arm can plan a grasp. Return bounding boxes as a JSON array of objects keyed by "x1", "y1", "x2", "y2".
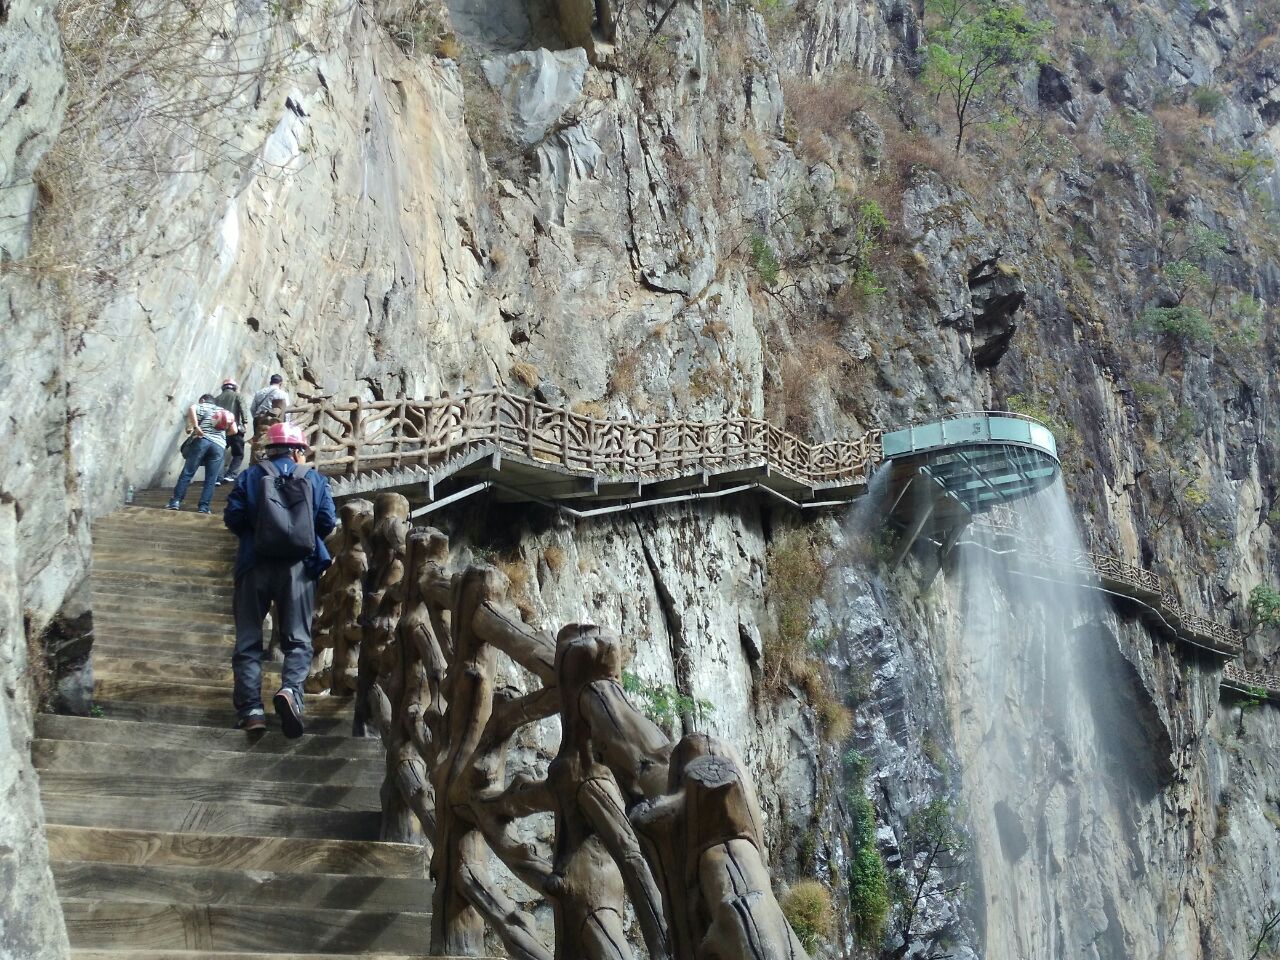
[{"x1": 7, "y1": 0, "x2": 1280, "y2": 954}]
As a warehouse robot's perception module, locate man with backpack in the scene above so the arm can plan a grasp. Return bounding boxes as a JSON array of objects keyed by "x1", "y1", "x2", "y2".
[
  {"x1": 224, "y1": 422, "x2": 336, "y2": 737},
  {"x1": 213, "y1": 378, "x2": 249, "y2": 484}
]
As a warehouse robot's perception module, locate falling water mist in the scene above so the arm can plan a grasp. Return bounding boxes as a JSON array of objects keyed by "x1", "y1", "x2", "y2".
[{"x1": 938, "y1": 480, "x2": 1175, "y2": 960}]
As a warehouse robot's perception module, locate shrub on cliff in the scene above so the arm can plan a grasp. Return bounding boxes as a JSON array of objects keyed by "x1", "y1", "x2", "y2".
[
  {"x1": 781, "y1": 880, "x2": 835, "y2": 951},
  {"x1": 848, "y1": 792, "x2": 891, "y2": 945}
]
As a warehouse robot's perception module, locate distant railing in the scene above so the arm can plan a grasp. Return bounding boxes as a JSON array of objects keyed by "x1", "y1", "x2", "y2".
[
  {"x1": 286, "y1": 389, "x2": 884, "y2": 488},
  {"x1": 969, "y1": 518, "x2": 1280, "y2": 702},
  {"x1": 970, "y1": 523, "x2": 1244, "y2": 655},
  {"x1": 1222, "y1": 663, "x2": 1280, "y2": 698}
]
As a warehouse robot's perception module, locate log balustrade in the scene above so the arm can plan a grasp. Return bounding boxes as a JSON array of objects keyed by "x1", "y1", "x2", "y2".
[
  {"x1": 310, "y1": 492, "x2": 813, "y2": 960},
  {"x1": 286, "y1": 390, "x2": 883, "y2": 495}
]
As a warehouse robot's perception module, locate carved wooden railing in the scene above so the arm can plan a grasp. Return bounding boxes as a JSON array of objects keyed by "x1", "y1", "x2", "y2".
[
  {"x1": 1222, "y1": 663, "x2": 1280, "y2": 698},
  {"x1": 968, "y1": 518, "x2": 1280, "y2": 702},
  {"x1": 310, "y1": 492, "x2": 813, "y2": 960},
  {"x1": 286, "y1": 389, "x2": 883, "y2": 489}
]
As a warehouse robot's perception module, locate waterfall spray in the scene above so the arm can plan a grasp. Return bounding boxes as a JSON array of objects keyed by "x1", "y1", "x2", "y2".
[{"x1": 939, "y1": 480, "x2": 1168, "y2": 959}]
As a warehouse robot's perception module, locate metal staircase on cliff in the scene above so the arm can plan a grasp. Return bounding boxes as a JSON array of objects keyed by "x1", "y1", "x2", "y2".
[{"x1": 35, "y1": 493, "x2": 486, "y2": 959}]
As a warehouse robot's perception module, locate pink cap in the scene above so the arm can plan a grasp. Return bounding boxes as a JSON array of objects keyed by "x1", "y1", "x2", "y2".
[{"x1": 266, "y1": 422, "x2": 309, "y2": 450}]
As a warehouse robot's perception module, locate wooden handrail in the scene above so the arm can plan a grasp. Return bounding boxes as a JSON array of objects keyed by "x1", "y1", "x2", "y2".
[
  {"x1": 286, "y1": 389, "x2": 885, "y2": 488},
  {"x1": 969, "y1": 518, "x2": 1280, "y2": 702}
]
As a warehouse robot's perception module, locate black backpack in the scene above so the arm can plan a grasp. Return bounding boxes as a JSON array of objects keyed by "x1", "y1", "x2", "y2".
[{"x1": 254, "y1": 461, "x2": 316, "y2": 562}]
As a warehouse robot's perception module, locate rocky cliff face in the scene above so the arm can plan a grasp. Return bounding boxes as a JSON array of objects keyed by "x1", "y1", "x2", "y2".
[{"x1": 4, "y1": 0, "x2": 1280, "y2": 956}]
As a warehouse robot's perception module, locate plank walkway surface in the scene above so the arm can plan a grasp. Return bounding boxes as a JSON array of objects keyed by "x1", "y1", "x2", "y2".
[{"x1": 38, "y1": 499, "x2": 490, "y2": 959}]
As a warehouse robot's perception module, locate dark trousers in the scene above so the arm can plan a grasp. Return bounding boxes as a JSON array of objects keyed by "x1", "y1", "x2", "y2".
[
  {"x1": 232, "y1": 561, "x2": 316, "y2": 719},
  {"x1": 221, "y1": 432, "x2": 245, "y2": 480}
]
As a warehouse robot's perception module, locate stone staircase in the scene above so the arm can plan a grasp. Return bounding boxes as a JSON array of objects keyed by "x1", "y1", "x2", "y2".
[{"x1": 35, "y1": 495, "x2": 454, "y2": 959}]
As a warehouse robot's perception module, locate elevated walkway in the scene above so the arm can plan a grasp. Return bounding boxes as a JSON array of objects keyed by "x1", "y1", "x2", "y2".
[
  {"x1": 876, "y1": 412, "x2": 1061, "y2": 569},
  {"x1": 287, "y1": 390, "x2": 881, "y2": 512},
  {"x1": 962, "y1": 515, "x2": 1280, "y2": 705},
  {"x1": 285, "y1": 394, "x2": 1059, "y2": 527}
]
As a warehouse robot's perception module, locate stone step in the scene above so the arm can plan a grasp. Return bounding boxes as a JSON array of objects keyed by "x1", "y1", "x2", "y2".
[
  {"x1": 93, "y1": 678, "x2": 352, "y2": 712},
  {"x1": 53, "y1": 861, "x2": 430, "y2": 913},
  {"x1": 94, "y1": 522, "x2": 232, "y2": 540},
  {"x1": 108, "y1": 502, "x2": 233, "y2": 518},
  {"x1": 35, "y1": 740, "x2": 377, "y2": 786},
  {"x1": 92, "y1": 638, "x2": 235, "y2": 663},
  {"x1": 91, "y1": 541, "x2": 236, "y2": 561},
  {"x1": 93, "y1": 657, "x2": 275, "y2": 687},
  {"x1": 94, "y1": 527, "x2": 235, "y2": 542},
  {"x1": 92, "y1": 592, "x2": 232, "y2": 616},
  {"x1": 36, "y1": 716, "x2": 377, "y2": 759},
  {"x1": 47, "y1": 826, "x2": 422, "y2": 877},
  {"x1": 91, "y1": 601, "x2": 235, "y2": 623},
  {"x1": 92, "y1": 575, "x2": 236, "y2": 598},
  {"x1": 42, "y1": 794, "x2": 381, "y2": 841},
  {"x1": 39, "y1": 773, "x2": 381, "y2": 812},
  {"x1": 92, "y1": 699, "x2": 354, "y2": 733},
  {"x1": 94, "y1": 526, "x2": 235, "y2": 545},
  {"x1": 92, "y1": 559, "x2": 232, "y2": 581},
  {"x1": 71, "y1": 954, "x2": 478, "y2": 960},
  {"x1": 61, "y1": 898, "x2": 429, "y2": 952},
  {"x1": 93, "y1": 626, "x2": 235, "y2": 646},
  {"x1": 133, "y1": 487, "x2": 234, "y2": 502},
  {"x1": 94, "y1": 547, "x2": 233, "y2": 568}
]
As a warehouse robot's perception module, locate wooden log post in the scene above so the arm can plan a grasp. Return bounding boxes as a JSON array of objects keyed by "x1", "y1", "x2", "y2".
[
  {"x1": 352, "y1": 493, "x2": 410, "y2": 738},
  {"x1": 550, "y1": 625, "x2": 671, "y2": 960},
  {"x1": 349, "y1": 396, "x2": 364, "y2": 478},
  {"x1": 561, "y1": 407, "x2": 571, "y2": 467},
  {"x1": 630, "y1": 735, "x2": 810, "y2": 960},
  {"x1": 431, "y1": 566, "x2": 503, "y2": 957},
  {"x1": 309, "y1": 499, "x2": 373, "y2": 696}
]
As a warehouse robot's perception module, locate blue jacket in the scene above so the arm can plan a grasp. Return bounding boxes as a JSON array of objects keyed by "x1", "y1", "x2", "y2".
[{"x1": 224, "y1": 457, "x2": 337, "y2": 580}]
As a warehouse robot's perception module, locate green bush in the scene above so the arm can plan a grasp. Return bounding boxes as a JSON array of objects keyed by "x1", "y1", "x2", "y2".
[
  {"x1": 1192, "y1": 86, "x2": 1226, "y2": 116},
  {"x1": 1249, "y1": 585, "x2": 1280, "y2": 630},
  {"x1": 781, "y1": 881, "x2": 835, "y2": 951},
  {"x1": 922, "y1": 0, "x2": 1050, "y2": 152},
  {"x1": 848, "y1": 794, "x2": 890, "y2": 945},
  {"x1": 749, "y1": 233, "x2": 781, "y2": 286},
  {"x1": 620, "y1": 672, "x2": 714, "y2": 730},
  {"x1": 1138, "y1": 305, "x2": 1215, "y2": 344},
  {"x1": 1103, "y1": 108, "x2": 1158, "y2": 177}
]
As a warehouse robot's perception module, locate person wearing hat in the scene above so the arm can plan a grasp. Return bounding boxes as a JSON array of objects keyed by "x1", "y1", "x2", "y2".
[
  {"x1": 223, "y1": 422, "x2": 336, "y2": 737},
  {"x1": 213, "y1": 378, "x2": 248, "y2": 484},
  {"x1": 167, "y1": 393, "x2": 238, "y2": 514},
  {"x1": 250, "y1": 374, "x2": 290, "y2": 430}
]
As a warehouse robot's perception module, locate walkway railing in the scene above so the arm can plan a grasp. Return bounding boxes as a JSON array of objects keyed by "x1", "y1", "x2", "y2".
[
  {"x1": 970, "y1": 514, "x2": 1279, "y2": 703},
  {"x1": 286, "y1": 390, "x2": 883, "y2": 489},
  {"x1": 1222, "y1": 663, "x2": 1280, "y2": 699}
]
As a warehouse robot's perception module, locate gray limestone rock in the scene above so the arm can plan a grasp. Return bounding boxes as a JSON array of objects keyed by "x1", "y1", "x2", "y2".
[
  {"x1": 0, "y1": 502, "x2": 70, "y2": 960},
  {"x1": 482, "y1": 48, "x2": 589, "y2": 148},
  {"x1": 0, "y1": 0, "x2": 66, "y2": 260}
]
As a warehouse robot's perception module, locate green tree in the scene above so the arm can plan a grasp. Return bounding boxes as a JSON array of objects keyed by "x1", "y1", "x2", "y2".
[
  {"x1": 1248, "y1": 585, "x2": 1280, "y2": 634},
  {"x1": 923, "y1": 0, "x2": 1051, "y2": 153},
  {"x1": 891, "y1": 798, "x2": 967, "y2": 958}
]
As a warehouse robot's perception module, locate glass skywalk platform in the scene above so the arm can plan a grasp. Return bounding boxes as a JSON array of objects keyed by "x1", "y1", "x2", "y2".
[
  {"x1": 880, "y1": 412, "x2": 1060, "y2": 513},
  {"x1": 877, "y1": 412, "x2": 1061, "y2": 575}
]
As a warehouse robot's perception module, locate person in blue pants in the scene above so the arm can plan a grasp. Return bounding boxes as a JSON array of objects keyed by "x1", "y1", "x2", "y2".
[
  {"x1": 167, "y1": 394, "x2": 236, "y2": 514},
  {"x1": 223, "y1": 422, "x2": 336, "y2": 737}
]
